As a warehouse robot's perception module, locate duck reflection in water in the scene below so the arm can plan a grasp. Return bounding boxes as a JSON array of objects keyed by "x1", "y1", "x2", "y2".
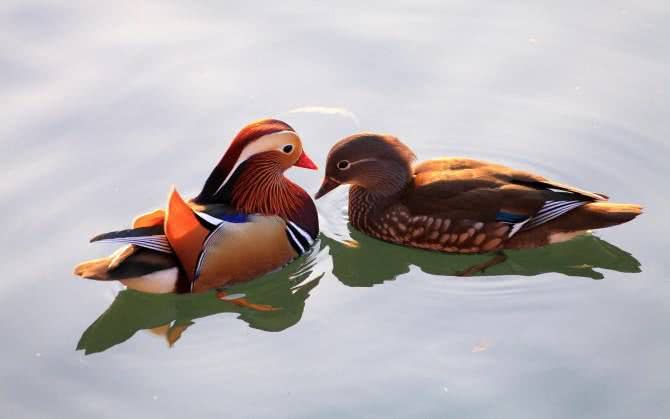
[
  {"x1": 323, "y1": 225, "x2": 641, "y2": 287},
  {"x1": 78, "y1": 229, "x2": 639, "y2": 355},
  {"x1": 77, "y1": 248, "x2": 325, "y2": 355}
]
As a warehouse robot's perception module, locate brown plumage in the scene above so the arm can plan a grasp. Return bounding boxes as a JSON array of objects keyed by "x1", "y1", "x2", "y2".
[
  {"x1": 74, "y1": 119, "x2": 320, "y2": 294},
  {"x1": 315, "y1": 133, "x2": 641, "y2": 254}
]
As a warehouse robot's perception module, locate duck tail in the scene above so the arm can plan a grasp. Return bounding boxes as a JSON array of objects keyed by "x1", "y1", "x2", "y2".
[
  {"x1": 74, "y1": 257, "x2": 113, "y2": 280},
  {"x1": 577, "y1": 201, "x2": 643, "y2": 229},
  {"x1": 74, "y1": 245, "x2": 136, "y2": 280}
]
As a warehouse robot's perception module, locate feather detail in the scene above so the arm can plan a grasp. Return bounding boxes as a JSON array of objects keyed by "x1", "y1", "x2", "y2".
[
  {"x1": 496, "y1": 201, "x2": 586, "y2": 237},
  {"x1": 523, "y1": 200, "x2": 586, "y2": 230},
  {"x1": 513, "y1": 179, "x2": 608, "y2": 201},
  {"x1": 164, "y1": 188, "x2": 210, "y2": 283},
  {"x1": 224, "y1": 156, "x2": 318, "y2": 237},
  {"x1": 195, "y1": 119, "x2": 295, "y2": 203},
  {"x1": 194, "y1": 222, "x2": 229, "y2": 282},
  {"x1": 132, "y1": 208, "x2": 166, "y2": 228},
  {"x1": 285, "y1": 221, "x2": 314, "y2": 255},
  {"x1": 90, "y1": 226, "x2": 172, "y2": 253}
]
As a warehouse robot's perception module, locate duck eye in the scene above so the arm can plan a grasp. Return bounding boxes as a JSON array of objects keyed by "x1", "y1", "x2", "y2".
[
  {"x1": 337, "y1": 160, "x2": 350, "y2": 170},
  {"x1": 282, "y1": 144, "x2": 294, "y2": 154}
]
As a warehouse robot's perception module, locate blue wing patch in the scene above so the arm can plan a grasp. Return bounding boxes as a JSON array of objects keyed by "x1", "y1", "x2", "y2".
[
  {"x1": 195, "y1": 210, "x2": 249, "y2": 230},
  {"x1": 496, "y1": 211, "x2": 528, "y2": 224},
  {"x1": 220, "y1": 213, "x2": 248, "y2": 223}
]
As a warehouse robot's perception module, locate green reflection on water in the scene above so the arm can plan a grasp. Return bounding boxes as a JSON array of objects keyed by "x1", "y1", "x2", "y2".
[
  {"x1": 78, "y1": 229, "x2": 639, "y2": 355},
  {"x1": 78, "y1": 258, "x2": 322, "y2": 355},
  {"x1": 325, "y1": 227, "x2": 641, "y2": 287}
]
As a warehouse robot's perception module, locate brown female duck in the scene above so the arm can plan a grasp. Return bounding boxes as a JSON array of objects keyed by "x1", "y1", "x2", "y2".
[{"x1": 315, "y1": 134, "x2": 641, "y2": 271}]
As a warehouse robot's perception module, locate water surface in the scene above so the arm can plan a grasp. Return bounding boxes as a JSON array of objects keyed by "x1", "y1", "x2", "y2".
[{"x1": 2, "y1": 1, "x2": 669, "y2": 418}]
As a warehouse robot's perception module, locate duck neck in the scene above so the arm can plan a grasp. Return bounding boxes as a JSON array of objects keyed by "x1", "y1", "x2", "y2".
[
  {"x1": 225, "y1": 159, "x2": 319, "y2": 237},
  {"x1": 348, "y1": 161, "x2": 413, "y2": 230},
  {"x1": 348, "y1": 184, "x2": 406, "y2": 232}
]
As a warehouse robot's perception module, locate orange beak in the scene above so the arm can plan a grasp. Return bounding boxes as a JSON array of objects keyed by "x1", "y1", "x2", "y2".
[{"x1": 294, "y1": 151, "x2": 318, "y2": 170}]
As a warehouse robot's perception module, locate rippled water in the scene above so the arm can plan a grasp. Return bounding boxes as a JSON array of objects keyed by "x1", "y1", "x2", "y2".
[{"x1": 2, "y1": 1, "x2": 669, "y2": 418}]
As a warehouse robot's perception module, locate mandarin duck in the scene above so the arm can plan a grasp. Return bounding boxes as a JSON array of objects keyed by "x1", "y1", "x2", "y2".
[
  {"x1": 315, "y1": 134, "x2": 641, "y2": 274},
  {"x1": 74, "y1": 119, "x2": 319, "y2": 294}
]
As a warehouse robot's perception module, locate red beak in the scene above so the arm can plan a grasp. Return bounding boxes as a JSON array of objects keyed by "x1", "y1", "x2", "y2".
[{"x1": 294, "y1": 151, "x2": 318, "y2": 170}]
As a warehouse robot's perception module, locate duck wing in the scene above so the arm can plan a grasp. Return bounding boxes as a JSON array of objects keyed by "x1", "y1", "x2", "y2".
[
  {"x1": 99, "y1": 247, "x2": 179, "y2": 280},
  {"x1": 90, "y1": 225, "x2": 172, "y2": 253},
  {"x1": 414, "y1": 158, "x2": 607, "y2": 200},
  {"x1": 77, "y1": 199, "x2": 255, "y2": 288},
  {"x1": 164, "y1": 188, "x2": 314, "y2": 292},
  {"x1": 89, "y1": 201, "x2": 250, "y2": 253},
  {"x1": 406, "y1": 158, "x2": 605, "y2": 235},
  {"x1": 78, "y1": 190, "x2": 315, "y2": 292}
]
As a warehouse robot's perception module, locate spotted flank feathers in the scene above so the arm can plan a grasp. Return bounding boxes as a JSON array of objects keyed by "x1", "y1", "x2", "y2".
[
  {"x1": 90, "y1": 226, "x2": 172, "y2": 253},
  {"x1": 497, "y1": 200, "x2": 586, "y2": 237}
]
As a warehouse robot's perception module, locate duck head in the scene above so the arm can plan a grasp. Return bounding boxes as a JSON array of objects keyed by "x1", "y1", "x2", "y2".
[
  {"x1": 196, "y1": 118, "x2": 317, "y2": 205},
  {"x1": 315, "y1": 133, "x2": 416, "y2": 199}
]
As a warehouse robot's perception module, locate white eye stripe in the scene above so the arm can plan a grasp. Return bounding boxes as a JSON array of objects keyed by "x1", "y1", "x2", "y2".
[
  {"x1": 337, "y1": 157, "x2": 377, "y2": 171},
  {"x1": 213, "y1": 130, "x2": 298, "y2": 195},
  {"x1": 346, "y1": 158, "x2": 378, "y2": 166}
]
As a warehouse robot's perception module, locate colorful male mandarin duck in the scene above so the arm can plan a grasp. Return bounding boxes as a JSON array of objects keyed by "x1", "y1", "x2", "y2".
[
  {"x1": 315, "y1": 134, "x2": 641, "y2": 273},
  {"x1": 74, "y1": 119, "x2": 319, "y2": 294}
]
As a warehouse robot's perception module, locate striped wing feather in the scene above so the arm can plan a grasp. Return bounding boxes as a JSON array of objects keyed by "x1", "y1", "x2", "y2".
[{"x1": 407, "y1": 158, "x2": 602, "y2": 231}]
